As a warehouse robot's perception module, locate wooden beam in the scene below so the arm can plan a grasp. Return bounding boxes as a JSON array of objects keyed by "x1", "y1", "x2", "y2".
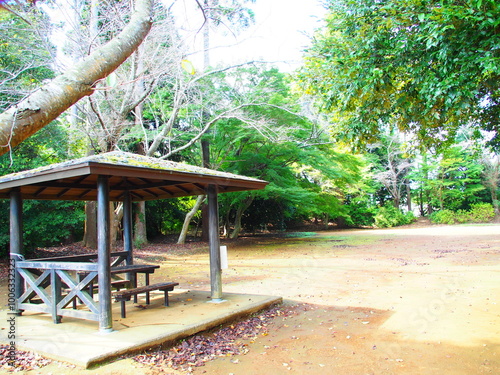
[
  {"x1": 130, "y1": 191, "x2": 145, "y2": 200},
  {"x1": 30, "y1": 252, "x2": 124, "y2": 263},
  {"x1": 78, "y1": 189, "x2": 92, "y2": 199},
  {"x1": 176, "y1": 185, "x2": 191, "y2": 194},
  {"x1": 158, "y1": 187, "x2": 173, "y2": 196},
  {"x1": 33, "y1": 186, "x2": 47, "y2": 197},
  {"x1": 132, "y1": 179, "x2": 184, "y2": 189},
  {"x1": 144, "y1": 188, "x2": 159, "y2": 197},
  {"x1": 16, "y1": 261, "x2": 98, "y2": 271},
  {"x1": 57, "y1": 188, "x2": 71, "y2": 198},
  {"x1": 31, "y1": 181, "x2": 97, "y2": 190}
]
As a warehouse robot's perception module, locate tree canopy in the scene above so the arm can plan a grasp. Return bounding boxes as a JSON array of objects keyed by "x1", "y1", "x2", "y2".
[
  {"x1": 2, "y1": 0, "x2": 500, "y2": 254},
  {"x1": 298, "y1": 0, "x2": 500, "y2": 148}
]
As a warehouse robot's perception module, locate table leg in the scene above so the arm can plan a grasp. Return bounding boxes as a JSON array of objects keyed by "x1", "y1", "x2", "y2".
[
  {"x1": 163, "y1": 290, "x2": 169, "y2": 306},
  {"x1": 132, "y1": 272, "x2": 138, "y2": 303},
  {"x1": 120, "y1": 300, "x2": 126, "y2": 318},
  {"x1": 145, "y1": 273, "x2": 150, "y2": 304}
]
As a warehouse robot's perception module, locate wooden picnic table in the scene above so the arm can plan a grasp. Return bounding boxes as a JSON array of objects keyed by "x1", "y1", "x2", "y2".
[
  {"x1": 80, "y1": 264, "x2": 160, "y2": 303},
  {"x1": 111, "y1": 264, "x2": 159, "y2": 277},
  {"x1": 111, "y1": 264, "x2": 160, "y2": 303}
]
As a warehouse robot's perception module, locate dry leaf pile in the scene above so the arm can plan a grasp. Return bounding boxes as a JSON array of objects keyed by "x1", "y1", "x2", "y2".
[
  {"x1": 133, "y1": 304, "x2": 294, "y2": 373},
  {"x1": 0, "y1": 345, "x2": 53, "y2": 372}
]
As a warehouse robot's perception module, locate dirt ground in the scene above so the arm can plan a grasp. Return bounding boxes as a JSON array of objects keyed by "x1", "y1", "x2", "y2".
[{"x1": 1, "y1": 222, "x2": 499, "y2": 374}]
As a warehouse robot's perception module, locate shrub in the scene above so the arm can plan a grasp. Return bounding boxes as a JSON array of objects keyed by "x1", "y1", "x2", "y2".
[
  {"x1": 430, "y1": 203, "x2": 495, "y2": 225},
  {"x1": 455, "y1": 209, "x2": 470, "y2": 223},
  {"x1": 344, "y1": 203, "x2": 376, "y2": 227},
  {"x1": 429, "y1": 209, "x2": 455, "y2": 225},
  {"x1": 374, "y1": 204, "x2": 415, "y2": 228},
  {"x1": 469, "y1": 203, "x2": 495, "y2": 223}
]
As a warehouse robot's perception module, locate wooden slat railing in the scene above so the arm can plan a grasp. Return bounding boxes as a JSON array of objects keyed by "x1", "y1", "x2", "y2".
[{"x1": 16, "y1": 261, "x2": 100, "y2": 323}]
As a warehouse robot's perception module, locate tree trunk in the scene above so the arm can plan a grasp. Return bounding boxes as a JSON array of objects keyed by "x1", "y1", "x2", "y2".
[
  {"x1": 229, "y1": 196, "x2": 254, "y2": 239},
  {"x1": 393, "y1": 197, "x2": 399, "y2": 208},
  {"x1": 491, "y1": 188, "x2": 500, "y2": 216},
  {"x1": 132, "y1": 64, "x2": 148, "y2": 246},
  {"x1": 0, "y1": 0, "x2": 153, "y2": 156},
  {"x1": 419, "y1": 188, "x2": 424, "y2": 216},
  {"x1": 83, "y1": 201, "x2": 97, "y2": 249},
  {"x1": 229, "y1": 207, "x2": 244, "y2": 239},
  {"x1": 406, "y1": 179, "x2": 412, "y2": 212},
  {"x1": 110, "y1": 202, "x2": 124, "y2": 250},
  {"x1": 178, "y1": 195, "x2": 205, "y2": 244},
  {"x1": 134, "y1": 201, "x2": 148, "y2": 247}
]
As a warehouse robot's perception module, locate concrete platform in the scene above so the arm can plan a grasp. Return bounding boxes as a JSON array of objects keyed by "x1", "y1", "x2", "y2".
[{"x1": 0, "y1": 289, "x2": 282, "y2": 368}]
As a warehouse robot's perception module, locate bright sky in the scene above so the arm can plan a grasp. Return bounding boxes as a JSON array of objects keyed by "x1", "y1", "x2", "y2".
[
  {"x1": 174, "y1": 0, "x2": 327, "y2": 72},
  {"x1": 47, "y1": 0, "x2": 327, "y2": 73}
]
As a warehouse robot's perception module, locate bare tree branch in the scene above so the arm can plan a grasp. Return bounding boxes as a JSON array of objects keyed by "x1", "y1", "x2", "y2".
[{"x1": 0, "y1": 0, "x2": 154, "y2": 156}]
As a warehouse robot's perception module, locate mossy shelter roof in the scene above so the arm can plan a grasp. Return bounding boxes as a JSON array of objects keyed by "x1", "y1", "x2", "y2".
[{"x1": 0, "y1": 151, "x2": 268, "y2": 201}]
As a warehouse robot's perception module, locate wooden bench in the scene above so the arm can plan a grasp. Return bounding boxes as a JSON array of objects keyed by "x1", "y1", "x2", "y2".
[
  {"x1": 111, "y1": 279, "x2": 130, "y2": 291},
  {"x1": 113, "y1": 282, "x2": 179, "y2": 318}
]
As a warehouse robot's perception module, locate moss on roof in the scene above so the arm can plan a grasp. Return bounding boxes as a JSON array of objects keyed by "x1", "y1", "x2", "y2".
[{"x1": 0, "y1": 151, "x2": 266, "y2": 184}]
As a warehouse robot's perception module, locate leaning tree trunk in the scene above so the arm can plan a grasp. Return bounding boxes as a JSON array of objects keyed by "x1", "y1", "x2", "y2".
[
  {"x1": 178, "y1": 195, "x2": 205, "y2": 244},
  {"x1": 490, "y1": 187, "x2": 500, "y2": 216},
  {"x1": 0, "y1": 0, "x2": 153, "y2": 156},
  {"x1": 229, "y1": 196, "x2": 254, "y2": 239}
]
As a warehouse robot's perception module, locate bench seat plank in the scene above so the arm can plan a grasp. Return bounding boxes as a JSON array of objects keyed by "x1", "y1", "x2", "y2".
[{"x1": 113, "y1": 282, "x2": 178, "y2": 318}]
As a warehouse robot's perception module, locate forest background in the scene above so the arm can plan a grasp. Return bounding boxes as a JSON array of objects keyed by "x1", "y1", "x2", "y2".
[{"x1": 1, "y1": 0, "x2": 499, "y2": 257}]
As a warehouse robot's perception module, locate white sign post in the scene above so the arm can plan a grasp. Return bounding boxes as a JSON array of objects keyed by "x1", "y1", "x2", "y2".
[{"x1": 220, "y1": 245, "x2": 228, "y2": 269}]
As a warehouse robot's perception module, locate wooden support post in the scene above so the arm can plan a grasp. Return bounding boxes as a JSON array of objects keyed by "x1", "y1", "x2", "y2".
[
  {"x1": 123, "y1": 191, "x2": 133, "y2": 266},
  {"x1": 123, "y1": 191, "x2": 135, "y2": 290},
  {"x1": 97, "y1": 175, "x2": 113, "y2": 333},
  {"x1": 10, "y1": 188, "x2": 24, "y2": 314},
  {"x1": 50, "y1": 269, "x2": 62, "y2": 323},
  {"x1": 207, "y1": 185, "x2": 222, "y2": 301}
]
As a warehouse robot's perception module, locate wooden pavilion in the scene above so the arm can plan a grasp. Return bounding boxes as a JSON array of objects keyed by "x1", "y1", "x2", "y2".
[{"x1": 0, "y1": 151, "x2": 268, "y2": 332}]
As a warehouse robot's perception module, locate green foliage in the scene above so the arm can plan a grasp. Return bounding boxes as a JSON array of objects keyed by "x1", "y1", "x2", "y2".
[
  {"x1": 343, "y1": 198, "x2": 376, "y2": 227},
  {"x1": 0, "y1": 10, "x2": 55, "y2": 111},
  {"x1": 175, "y1": 67, "x2": 366, "y2": 233},
  {"x1": 206, "y1": 0, "x2": 256, "y2": 29},
  {"x1": 429, "y1": 209, "x2": 456, "y2": 225},
  {"x1": 298, "y1": 0, "x2": 500, "y2": 148},
  {"x1": 26, "y1": 201, "x2": 84, "y2": 248},
  {"x1": 468, "y1": 203, "x2": 495, "y2": 222},
  {"x1": 241, "y1": 198, "x2": 297, "y2": 231},
  {"x1": 373, "y1": 204, "x2": 415, "y2": 228},
  {"x1": 0, "y1": 123, "x2": 74, "y2": 172},
  {"x1": 0, "y1": 198, "x2": 85, "y2": 257},
  {"x1": 430, "y1": 203, "x2": 495, "y2": 224},
  {"x1": 423, "y1": 146, "x2": 485, "y2": 211},
  {"x1": 0, "y1": 124, "x2": 84, "y2": 256},
  {"x1": 145, "y1": 198, "x2": 196, "y2": 238}
]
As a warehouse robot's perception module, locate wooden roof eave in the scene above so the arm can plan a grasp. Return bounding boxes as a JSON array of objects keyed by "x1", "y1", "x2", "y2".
[
  {"x1": 0, "y1": 152, "x2": 269, "y2": 201},
  {"x1": 0, "y1": 165, "x2": 93, "y2": 192}
]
